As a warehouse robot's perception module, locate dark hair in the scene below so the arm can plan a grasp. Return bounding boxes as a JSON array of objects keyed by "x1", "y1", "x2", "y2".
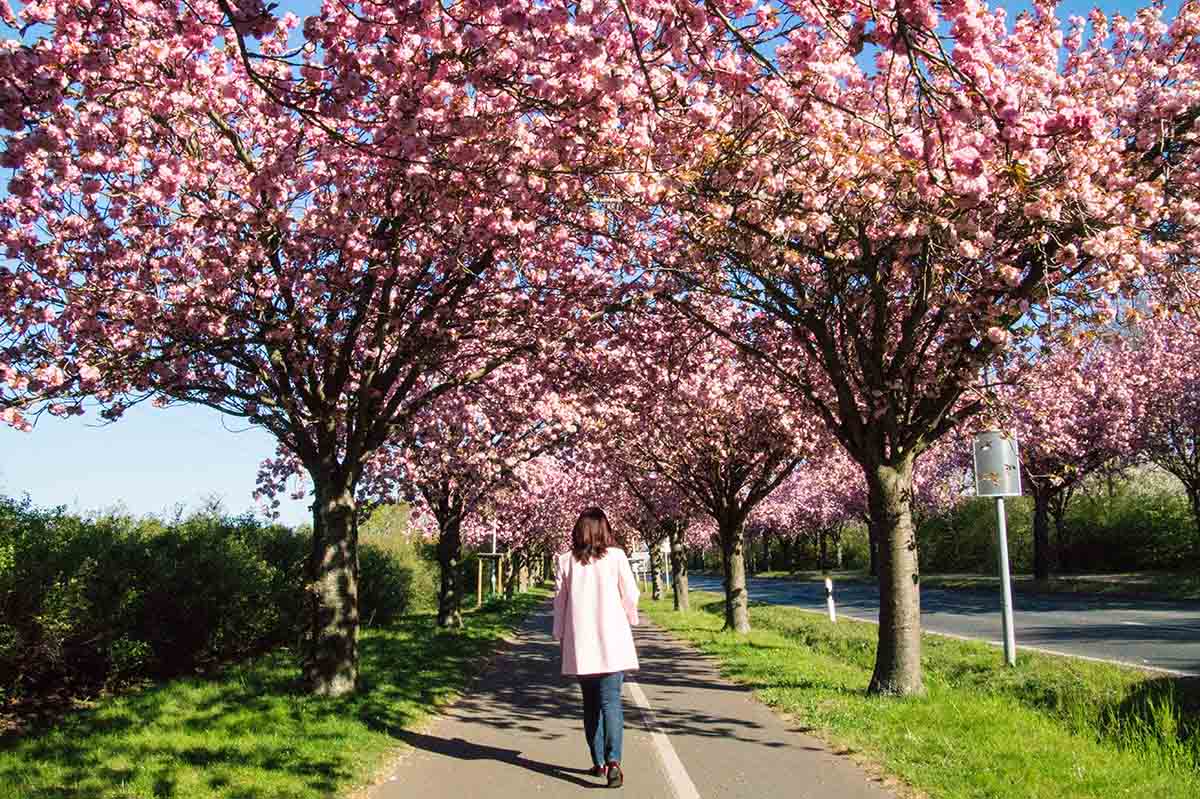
[{"x1": 572, "y1": 507, "x2": 616, "y2": 565}]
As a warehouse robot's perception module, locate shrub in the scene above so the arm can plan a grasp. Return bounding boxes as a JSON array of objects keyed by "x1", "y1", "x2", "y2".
[
  {"x1": 1062, "y1": 476, "x2": 1194, "y2": 571},
  {"x1": 0, "y1": 496, "x2": 432, "y2": 699},
  {"x1": 358, "y1": 503, "x2": 438, "y2": 613},
  {"x1": 913, "y1": 469, "x2": 1194, "y2": 575},
  {"x1": 917, "y1": 496, "x2": 1035, "y2": 574},
  {"x1": 838, "y1": 524, "x2": 871, "y2": 571}
]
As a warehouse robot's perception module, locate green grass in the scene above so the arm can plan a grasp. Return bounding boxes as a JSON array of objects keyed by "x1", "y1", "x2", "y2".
[
  {"x1": 0, "y1": 591, "x2": 546, "y2": 799},
  {"x1": 745, "y1": 569, "x2": 1200, "y2": 601},
  {"x1": 644, "y1": 591, "x2": 1200, "y2": 799}
]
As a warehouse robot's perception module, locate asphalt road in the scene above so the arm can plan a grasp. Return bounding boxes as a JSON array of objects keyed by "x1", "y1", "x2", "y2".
[{"x1": 688, "y1": 574, "x2": 1200, "y2": 675}]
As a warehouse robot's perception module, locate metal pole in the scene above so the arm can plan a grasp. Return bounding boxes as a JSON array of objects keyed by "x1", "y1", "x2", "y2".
[
  {"x1": 996, "y1": 497, "x2": 1017, "y2": 666},
  {"x1": 825, "y1": 576, "x2": 837, "y2": 623}
]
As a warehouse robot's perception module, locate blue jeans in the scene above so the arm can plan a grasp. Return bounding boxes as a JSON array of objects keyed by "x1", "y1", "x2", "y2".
[{"x1": 578, "y1": 671, "x2": 624, "y2": 765}]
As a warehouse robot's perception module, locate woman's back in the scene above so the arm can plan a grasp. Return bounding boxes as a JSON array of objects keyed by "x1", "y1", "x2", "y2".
[{"x1": 553, "y1": 548, "x2": 640, "y2": 676}]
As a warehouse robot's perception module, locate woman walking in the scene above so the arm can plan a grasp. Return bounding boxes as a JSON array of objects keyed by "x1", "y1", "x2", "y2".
[{"x1": 552, "y1": 507, "x2": 641, "y2": 788}]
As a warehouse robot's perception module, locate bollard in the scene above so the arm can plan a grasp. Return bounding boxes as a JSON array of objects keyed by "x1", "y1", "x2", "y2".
[{"x1": 825, "y1": 576, "x2": 837, "y2": 623}]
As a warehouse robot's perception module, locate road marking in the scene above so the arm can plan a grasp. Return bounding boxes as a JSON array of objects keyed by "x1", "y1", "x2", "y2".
[
  {"x1": 750, "y1": 598, "x2": 1200, "y2": 678},
  {"x1": 1121, "y1": 621, "x2": 1149, "y2": 626},
  {"x1": 627, "y1": 680, "x2": 701, "y2": 799}
]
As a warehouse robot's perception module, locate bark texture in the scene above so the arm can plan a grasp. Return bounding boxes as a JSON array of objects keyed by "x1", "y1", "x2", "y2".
[
  {"x1": 865, "y1": 458, "x2": 924, "y2": 696},
  {"x1": 436, "y1": 517, "x2": 464, "y2": 629},
  {"x1": 866, "y1": 519, "x2": 880, "y2": 578},
  {"x1": 507, "y1": 550, "x2": 523, "y2": 598},
  {"x1": 720, "y1": 517, "x2": 750, "y2": 633},
  {"x1": 305, "y1": 475, "x2": 360, "y2": 697},
  {"x1": 669, "y1": 523, "x2": 690, "y2": 612},
  {"x1": 650, "y1": 544, "x2": 664, "y2": 601}
]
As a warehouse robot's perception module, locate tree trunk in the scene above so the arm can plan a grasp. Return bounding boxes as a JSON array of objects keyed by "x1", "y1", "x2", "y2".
[
  {"x1": 818, "y1": 528, "x2": 829, "y2": 572},
  {"x1": 650, "y1": 544, "x2": 664, "y2": 601},
  {"x1": 506, "y1": 551, "x2": 520, "y2": 599},
  {"x1": 669, "y1": 524, "x2": 690, "y2": 612},
  {"x1": 781, "y1": 537, "x2": 793, "y2": 573},
  {"x1": 436, "y1": 516, "x2": 464, "y2": 629},
  {"x1": 305, "y1": 472, "x2": 360, "y2": 697},
  {"x1": 835, "y1": 526, "x2": 844, "y2": 570},
  {"x1": 866, "y1": 518, "x2": 880, "y2": 578},
  {"x1": 719, "y1": 515, "x2": 750, "y2": 633},
  {"x1": 865, "y1": 458, "x2": 924, "y2": 696},
  {"x1": 543, "y1": 551, "x2": 553, "y2": 583},
  {"x1": 1032, "y1": 486, "x2": 1052, "y2": 581},
  {"x1": 517, "y1": 549, "x2": 531, "y2": 592}
]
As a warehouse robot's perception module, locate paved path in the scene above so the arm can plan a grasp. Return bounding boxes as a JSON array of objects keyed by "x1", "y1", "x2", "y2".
[
  {"x1": 371, "y1": 605, "x2": 894, "y2": 799},
  {"x1": 689, "y1": 575, "x2": 1200, "y2": 675}
]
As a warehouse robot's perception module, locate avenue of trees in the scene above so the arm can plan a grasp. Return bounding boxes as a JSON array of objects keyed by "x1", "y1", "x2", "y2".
[{"x1": 4, "y1": 0, "x2": 1200, "y2": 698}]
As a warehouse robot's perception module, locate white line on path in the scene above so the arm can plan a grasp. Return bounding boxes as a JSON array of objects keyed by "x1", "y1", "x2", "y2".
[{"x1": 626, "y1": 680, "x2": 701, "y2": 799}]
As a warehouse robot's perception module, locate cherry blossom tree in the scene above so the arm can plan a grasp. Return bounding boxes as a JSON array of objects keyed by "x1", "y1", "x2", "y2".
[
  {"x1": 603, "y1": 0, "x2": 1200, "y2": 694},
  {"x1": 984, "y1": 340, "x2": 1139, "y2": 578},
  {"x1": 357, "y1": 364, "x2": 583, "y2": 628},
  {"x1": 620, "y1": 467, "x2": 699, "y2": 610},
  {"x1": 1125, "y1": 317, "x2": 1200, "y2": 557},
  {"x1": 489, "y1": 453, "x2": 637, "y2": 581},
  {"x1": 597, "y1": 305, "x2": 819, "y2": 632},
  {"x1": 787, "y1": 450, "x2": 863, "y2": 571},
  {"x1": 0, "y1": 1, "x2": 615, "y2": 695}
]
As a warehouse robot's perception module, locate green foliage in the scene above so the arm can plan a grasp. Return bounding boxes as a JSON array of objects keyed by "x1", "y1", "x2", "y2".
[
  {"x1": 0, "y1": 496, "x2": 434, "y2": 698},
  {"x1": 836, "y1": 523, "x2": 870, "y2": 571},
  {"x1": 915, "y1": 470, "x2": 1195, "y2": 574},
  {"x1": 645, "y1": 592, "x2": 1200, "y2": 799},
  {"x1": 359, "y1": 503, "x2": 438, "y2": 613},
  {"x1": 918, "y1": 496, "x2": 1035, "y2": 574},
  {"x1": 1063, "y1": 477, "x2": 1195, "y2": 571}
]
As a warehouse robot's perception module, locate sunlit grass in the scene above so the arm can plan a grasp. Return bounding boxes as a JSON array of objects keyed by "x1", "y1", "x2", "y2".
[
  {"x1": 645, "y1": 591, "x2": 1200, "y2": 799},
  {"x1": 0, "y1": 591, "x2": 546, "y2": 799}
]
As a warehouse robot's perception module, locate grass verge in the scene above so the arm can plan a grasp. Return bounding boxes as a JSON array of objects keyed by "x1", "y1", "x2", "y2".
[
  {"x1": 0, "y1": 591, "x2": 547, "y2": 799},
  {"x1": 745, "y1": 570, "x2": 1200, "y2": 601},
  {"x1": 644, "y1": 591, "x2": 1200, "y2": 799}
]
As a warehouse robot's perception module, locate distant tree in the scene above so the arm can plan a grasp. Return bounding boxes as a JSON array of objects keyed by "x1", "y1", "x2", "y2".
[{"x1": 1126, "y1": 318, "x2": 1200, "y2": 558}]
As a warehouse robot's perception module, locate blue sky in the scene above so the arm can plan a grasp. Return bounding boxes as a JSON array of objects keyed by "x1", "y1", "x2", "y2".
[
  {"x1": 0, "y1": 0, "x2": 1179, "y2": 524},
  {"x1": 0, "y1": 403, "x2": 313, "y2": 524}
]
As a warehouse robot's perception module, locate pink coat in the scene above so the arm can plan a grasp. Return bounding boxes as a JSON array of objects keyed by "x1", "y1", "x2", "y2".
[{"x1": 552, "y1": 548, "x2": 641, "y2": 676}]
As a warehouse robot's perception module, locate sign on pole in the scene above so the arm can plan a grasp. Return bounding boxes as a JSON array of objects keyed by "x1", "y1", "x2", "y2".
[
  {"x1": 973, "y1": 430, "x2": 1021, "y2": 667},
  {"x1": 973, "y1": 430, "x2": 1022, "y2": 497}
]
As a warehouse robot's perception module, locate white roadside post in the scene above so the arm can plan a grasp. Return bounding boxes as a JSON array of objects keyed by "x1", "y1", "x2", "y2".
[
  {"x1": 825, "y1": 576, "x2": 837, "y2": 623},
  {"x1": 491, "y1": 526, "x2": 498, "y2": 596},
  {"x1": 972, "y1": 430, "x2": 1023, "y2": 667}
]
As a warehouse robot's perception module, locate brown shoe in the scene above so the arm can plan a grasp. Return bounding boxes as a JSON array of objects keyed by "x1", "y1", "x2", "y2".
[
  {"x1": 590, "y1": 765, "x2": 607, "y2": 778},
  {"x1": 606, "y1": 761, "x2": 623, "y2": 788}
]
